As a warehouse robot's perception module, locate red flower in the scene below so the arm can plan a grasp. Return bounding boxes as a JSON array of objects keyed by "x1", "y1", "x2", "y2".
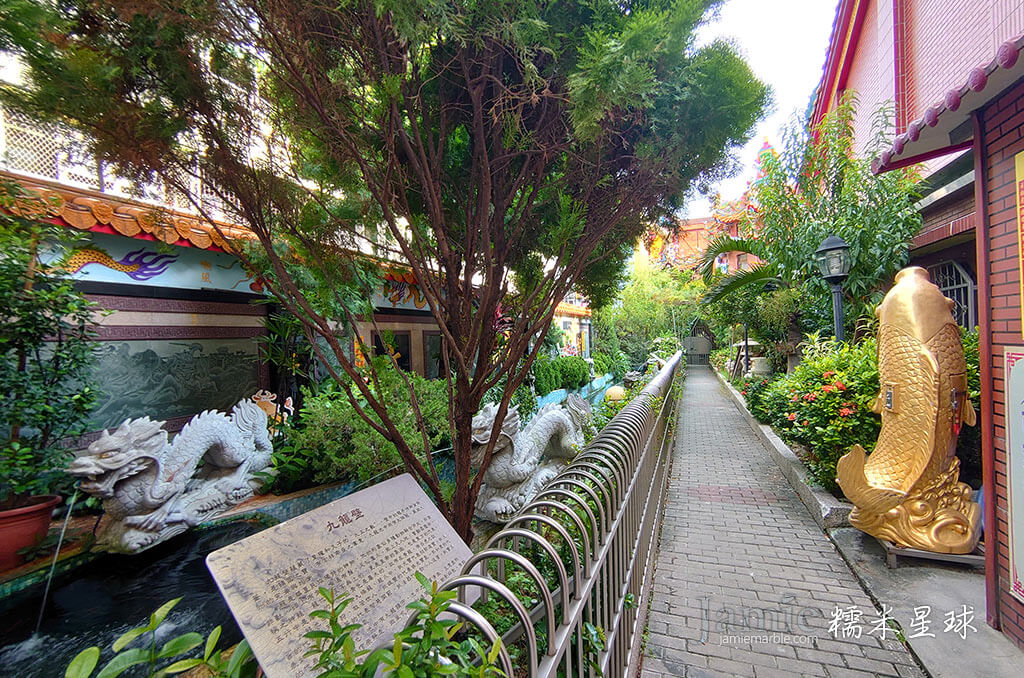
[
  {"x1": 803, "y1": 420, "x2": 809, "y2": 426},
  {"x1": 791, "y1": 394, "x2": 799, "y2": 402},
  {"x1": 822, "y1": 371, "x2": 835, "y2": 379},
  {"x1": 787, "y1": 412, "x2": 797, "y2": 421},
  {"x1": 834, "y1": 381, "x2": 847, "y2": 391},
  {"x1": 741, "y1": 390, "x2": 747, "y2": 396},
  {"x1": 839, "y1": 407, "x2": 853, "y2": 417},
  {"x1": 803, "y1": 392, "x2": 817, "y2": 401},
  {"x1": 822, "y1": 384, "x2": 834, "y2": 393}
]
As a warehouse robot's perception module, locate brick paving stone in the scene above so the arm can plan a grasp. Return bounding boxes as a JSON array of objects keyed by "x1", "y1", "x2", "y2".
[{"x1": 638, "y1": 368, "x2": 925, "y2": 678}]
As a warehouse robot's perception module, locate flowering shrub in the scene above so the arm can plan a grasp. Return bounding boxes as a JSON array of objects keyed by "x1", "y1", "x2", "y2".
[
  {"x1": 757, "y1": 336, "x2": 881, "y2": 492},
  {"x1": 735, "y1": 375, "x2": 776, "y2": 422}
]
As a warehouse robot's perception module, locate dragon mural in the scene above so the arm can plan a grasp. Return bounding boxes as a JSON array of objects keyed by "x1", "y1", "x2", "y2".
[
  {"x1": 837, "y1": 267, "x2": 981, "y2": 554},
  {"x1": 471, "y1": 394, "x2": 592, "y2": 523},
  {"x1": 67, "y1": 398, "x2": 273, "y2": 553},
  {"x1": 60, "y1": 246, "x2": 178, "y2": 281}
]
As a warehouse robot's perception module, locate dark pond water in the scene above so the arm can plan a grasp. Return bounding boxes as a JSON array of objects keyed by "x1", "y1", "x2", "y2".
[{"x1": 0, "y1": 520, "x2": 267, "y2": 678}]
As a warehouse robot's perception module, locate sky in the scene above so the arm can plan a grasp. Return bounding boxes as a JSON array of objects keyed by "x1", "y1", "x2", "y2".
[{"x1": 686, "y1": 0, "x2": 840, "y2": 217}]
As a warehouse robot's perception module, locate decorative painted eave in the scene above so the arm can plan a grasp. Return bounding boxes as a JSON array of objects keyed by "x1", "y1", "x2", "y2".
[
  {"x1": 3, "y1": 171, "x2": 254, "y2": 251},
  {"x1": 873, "y1": 34, "x2": 1024, "y2": 174},
  {"x1": 555, "y1": 301, "x2": 591, "y2": 319}
]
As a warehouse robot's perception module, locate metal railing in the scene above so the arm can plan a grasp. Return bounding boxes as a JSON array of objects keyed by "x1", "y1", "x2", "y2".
[{"x1": 419, "y1": 352, "x2": 682, "y2": 677}]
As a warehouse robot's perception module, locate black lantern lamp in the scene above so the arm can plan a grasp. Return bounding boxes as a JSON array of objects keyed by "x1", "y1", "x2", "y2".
[{"x1": 814, "y1": 235, "x2": 851, "y2": 341}]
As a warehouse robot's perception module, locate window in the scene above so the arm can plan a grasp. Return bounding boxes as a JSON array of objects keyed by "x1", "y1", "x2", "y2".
[
  {"x1": 927, "y1": 261, "x2": 976, "y2": 329},
  {"x1": 372, "y1": 331, "x2": 412, "y2": 371},
  {"x1": 562, "y1": 320, "x2": 572, "y2": 331},
  {"x1": 423, "y1": 331, "x2": 445, "y2": 379}
]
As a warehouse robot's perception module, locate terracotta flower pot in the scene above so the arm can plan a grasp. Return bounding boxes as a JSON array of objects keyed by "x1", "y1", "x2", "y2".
[{"x1": 0, "y1": 495, "x2": 60, "y2": 572}]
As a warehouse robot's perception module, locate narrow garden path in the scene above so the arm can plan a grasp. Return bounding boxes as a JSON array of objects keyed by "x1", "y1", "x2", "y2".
[{"x1": 641, "y1": 367, "x2": 925, "y2": 678}]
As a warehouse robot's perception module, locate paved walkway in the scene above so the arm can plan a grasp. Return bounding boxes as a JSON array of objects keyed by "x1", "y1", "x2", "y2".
[{"x1": 641, "y1": 367, "x2": 925, "y2": 678}]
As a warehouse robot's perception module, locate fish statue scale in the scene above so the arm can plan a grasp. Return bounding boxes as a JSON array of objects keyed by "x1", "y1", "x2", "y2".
[{"x1": 837, "y1": 266, "x2": 981, "y2": 554}]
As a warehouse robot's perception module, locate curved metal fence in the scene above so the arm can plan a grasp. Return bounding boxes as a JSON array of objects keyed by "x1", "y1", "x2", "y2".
[{"x1": 422, "y1": 352, "x2": 683, "y2": 677}]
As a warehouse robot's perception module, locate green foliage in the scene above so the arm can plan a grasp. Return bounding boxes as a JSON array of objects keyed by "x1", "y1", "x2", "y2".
[
  {"x1": 591, "y1": 351, "x2": 612, "y2": 376},
  {"x1": 531, "y1": 355, "x2": 592, "y2": 396},
  {"x1": 700, "y1": 95, "x2": 922, "y2": 341},
  {"x1": 64, "y1": 598, "x2": 256, "y2": 678},
  {"x1": 750, "y1": 335, "x2": 880, "y2": 492},
  {"x1": 0, "y1": 181, "x2": 96, "y2": 506},
  {"x1": 957, "y1": 328, "x2": 982, "y2": 485},
  {"x1": 483, "y1": 370, "x2": 537, "y2": 421},
  {"x1": 305, "y1": 574, "x2": 504, "y2": 677},
  {"x1": 274, "y1": 359, "x2": 450, "y2": 489},
  {"x1": 554, "y1": 356, "x2": 591, "y2": 390},
  {"x1": 532, "y1": 357, "x2": 560, "y2": 397},
  {"x1": 255, "y1": 311, "x2": 316, "y2": 402},
  {"x1": 595, "y1": 258, "x2": 704, "y2": 367}
]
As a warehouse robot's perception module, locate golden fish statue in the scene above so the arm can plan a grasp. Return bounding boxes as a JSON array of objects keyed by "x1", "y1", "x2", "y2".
[{"x1": 837, "y1": 267, "x2": 980, "y2": 554}]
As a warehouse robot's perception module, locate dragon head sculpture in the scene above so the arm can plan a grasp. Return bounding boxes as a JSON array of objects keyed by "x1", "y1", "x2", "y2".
[
  {"x1": 470, "y1": 403, "x2": 520, "y2": 465},
  {"x1": 68, "y1": 417, "x2": 168, "y2": 498}
]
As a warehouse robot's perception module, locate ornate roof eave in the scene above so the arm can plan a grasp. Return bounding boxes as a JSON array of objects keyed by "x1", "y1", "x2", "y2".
[
  {"x1": 3, "y1": 171, "x2": 253, "y2": 251},
  {"x1": 873, "y1": 35, "x2": 1024, "y2": 174},
  {"x1": 555, "y1": 301, "x2": 592, "y2": 319}
]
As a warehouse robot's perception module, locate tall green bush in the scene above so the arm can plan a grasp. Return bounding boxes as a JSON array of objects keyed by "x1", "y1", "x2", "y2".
[{"x1": 1, "y1": 182, "x2": 96, "y2": 507}]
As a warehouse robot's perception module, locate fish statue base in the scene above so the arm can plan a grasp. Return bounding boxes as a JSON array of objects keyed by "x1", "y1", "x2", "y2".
[
  {"x1": 845, "y1": 447, "x2": 981, "y2": 553},
  {"x1": 837, "y1": 267, "x2": 981, "y2": 555}
]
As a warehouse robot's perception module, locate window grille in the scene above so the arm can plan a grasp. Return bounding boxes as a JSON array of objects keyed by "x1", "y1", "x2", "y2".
[{"x1": 927, "y1": 260, "x2": 976, "y2": 329}]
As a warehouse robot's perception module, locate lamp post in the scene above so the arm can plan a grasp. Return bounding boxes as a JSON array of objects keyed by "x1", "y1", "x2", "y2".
[{"x1": 814, "y1": 234, "x2": 851, "y2": 342}]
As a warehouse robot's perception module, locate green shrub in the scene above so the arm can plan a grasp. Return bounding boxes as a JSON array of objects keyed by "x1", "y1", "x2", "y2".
[
  {"x1": 275, "y1": 358, "x2": 449, "y2": 487},
  {"x1": 592, "y1": 350, "x2": 612, "y2": 376},
  {"x1": 746, "y1": 330, "x2": 983, "y2": 493},
  {"x1": 957, "y1": 328, "x2": 981, "y2": 485},
  {"x1": 532, "y1": 357, "x2": 559, "y2": 396},
  {"x1": 753, "y1": 336, "x2": 880, "y2": 492},
  {"x1": 483, "y1": 369, "x2": 537, "y2": 420},
  {"x1": 553, "y1": 356, "x2": 590, "y2": 390},
  {"x1": 736, "y1": 375, "x2": 777, "y2": 422},
  {"x1": 710, "y1": 346, "x2": 731, "y2": 372}
]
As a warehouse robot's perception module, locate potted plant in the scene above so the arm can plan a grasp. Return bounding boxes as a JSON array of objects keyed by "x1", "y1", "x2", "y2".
[{"x1": 0, "y1": 180, "x2": 96, "y2": 571}]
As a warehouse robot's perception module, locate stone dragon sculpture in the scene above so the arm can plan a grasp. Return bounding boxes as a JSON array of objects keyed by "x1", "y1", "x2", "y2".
[
  {"x1": 471, "y1": 394, "x2": 592, "y2": 523},
  {"x1": 837, "y1": 267, "x2": 980, "y2": 554},
  {"x1": 68, "y1": 399, "x2": 273, "y2": 553}
]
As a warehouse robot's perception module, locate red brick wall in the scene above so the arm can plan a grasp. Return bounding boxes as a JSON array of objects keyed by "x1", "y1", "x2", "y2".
[
  {"x1": 844, "y1": 0, "x2": 895, "y2": 154},
  {"x1": 905, "y1": 1, "x2": 1024, "y2": 124},
  {"x1": 982, "y1": 76, "x2": 1024, "y2": 650},
  {"x1": 914, "y1": 193, "x2": 977, "y2": 248}
]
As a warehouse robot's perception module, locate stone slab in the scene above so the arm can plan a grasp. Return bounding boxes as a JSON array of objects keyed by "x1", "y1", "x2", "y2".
[
  {"x1": 206, "y1": 473, "x2": 471, "y2": 678},
  {"x1": 830, "y1": 527, "x2": 1024, "y2": 677},
  {"x1": 715, "y1": 369, "x2": 852, "y2": 529}
]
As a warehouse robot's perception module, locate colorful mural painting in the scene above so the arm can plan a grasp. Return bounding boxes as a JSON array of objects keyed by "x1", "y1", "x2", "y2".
[
  {"x1": 61, "y1": 246, "x2": 178, "y2": 281},
  {"x1": 44, "y1": 232, "x2": 258, "y2": 293},
  {"x1": 380, "y1": 268, "x2": 428, "y2": 309},
  {"x1": 89, "y1": 338, "x2": 260, "y2": 430}
]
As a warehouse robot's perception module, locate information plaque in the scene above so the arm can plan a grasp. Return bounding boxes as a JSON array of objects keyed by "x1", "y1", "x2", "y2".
[{"x1": 207, "y1": 473, "x2": 472, "y2": 677}]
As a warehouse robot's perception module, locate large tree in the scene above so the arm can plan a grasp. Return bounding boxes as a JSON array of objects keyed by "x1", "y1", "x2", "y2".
[{"x1": 2, "y1": 0, "x2": 767, "y2": 539}]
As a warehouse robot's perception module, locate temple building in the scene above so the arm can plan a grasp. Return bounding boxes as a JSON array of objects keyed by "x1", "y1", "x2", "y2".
[
  {"x1": 643, "y1": 191, "x2": 760, "y2": 273},
  {"x1": 814, "y1": 0, "x2": 1024, "y2": 650}
]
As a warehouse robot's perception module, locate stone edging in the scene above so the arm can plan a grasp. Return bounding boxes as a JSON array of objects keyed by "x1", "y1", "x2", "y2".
[{"x1": 714, "y1": 369, "x2": 852, "y2": 529}]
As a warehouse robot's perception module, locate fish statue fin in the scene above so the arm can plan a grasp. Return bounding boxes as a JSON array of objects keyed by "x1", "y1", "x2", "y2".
[
  {"x1": 963, "y1": 401, "x2": 977, "y2": 428},
  {"x1": 837, "y1": 444, "x2": 906, "y2": 513},
  {"x1": 871, "y1": 392, "x2": 885, "y2": 414}
]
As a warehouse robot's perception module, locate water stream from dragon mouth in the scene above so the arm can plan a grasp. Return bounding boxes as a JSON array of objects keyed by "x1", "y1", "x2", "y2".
[
  {"x1": 36, "y1": 488, "x2": 77, "y2": 635},
  {"x1": 0, "y1": 519, "x2": 267, "y2": 678}
]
